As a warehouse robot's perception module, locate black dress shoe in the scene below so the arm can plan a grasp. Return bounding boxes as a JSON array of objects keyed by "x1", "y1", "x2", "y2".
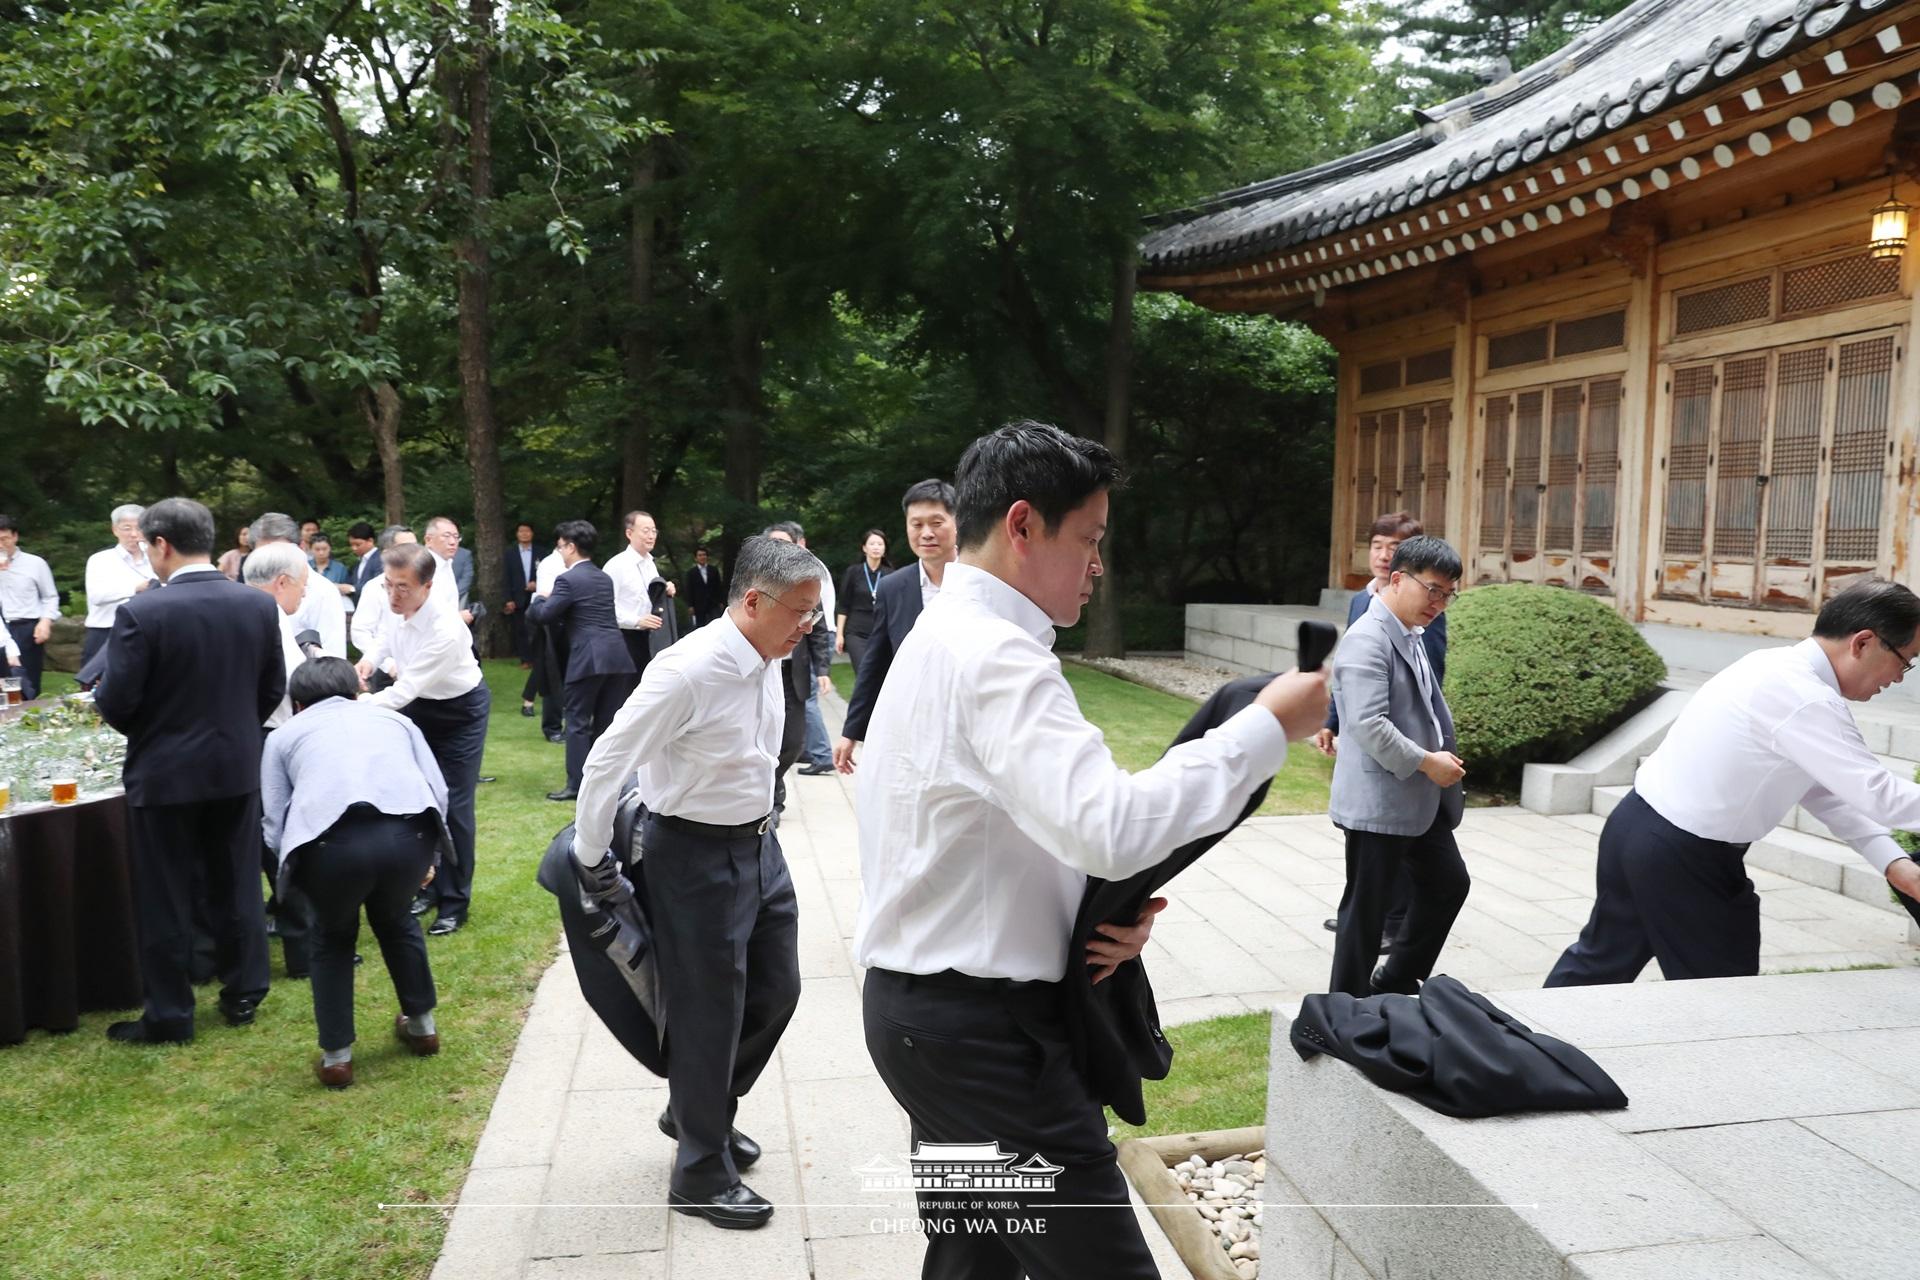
[
  {"x1": 218, "y1": 997, "x2": 260, "y2": 1027},
  {"x1": 796, "y1": 761, "x2": 834, "y2": 776},
  {"x1": 410, "y1": 894, "x2": 434, "y2": 917},
  {"x1": 547, "y1": 788, "x2": 578, "y2": 801},
  {"x1": 545, "y1": 732, "x2": 565, "y2": 744},
  {"x1": 106, "y1": 1018, "x2": 193, "y2": 1044},
  {"x1": 658, "y1": 1107, "x2": 761, "y2": 1169},
  {"x1": 520, "y1": 702, "x2": 536, "y2": 717},
  {"x1": 1370, "y1": 965, "x2": 1421, "y2": 997},
  {"x1": 428, "y1": 916, "x2": 464, "y2": 937},
  {"x1": 668, "y1": 1182, "x2": 773, "y2": 1230},
  {"x1": 477, "y1": 775, "x2": 497, "y2": 784},
  {"x1": 1322, "y1": 917, "x2": 1337, "y2": 933}
]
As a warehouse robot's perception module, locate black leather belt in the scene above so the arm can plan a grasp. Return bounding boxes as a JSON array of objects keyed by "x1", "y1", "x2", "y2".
[
  {"x1": 650, "y1": 811, "x2": 772, "y2": 840},
  {"x1": 870, "y1": 967, "x2": 1057, "y2": 993}
]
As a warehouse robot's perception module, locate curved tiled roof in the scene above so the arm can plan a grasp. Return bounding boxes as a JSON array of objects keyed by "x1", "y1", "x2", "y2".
[{"x1": 1141, "y1": 0, "x2": 1905, "y2": 276}]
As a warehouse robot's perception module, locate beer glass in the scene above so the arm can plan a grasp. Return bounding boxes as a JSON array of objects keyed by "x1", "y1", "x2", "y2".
[
  {"x1": 50, "y1": 777, "x2": 78, "y2": 805},
  {"x1": 0, "y1": 778, "x2": 11, "y2": 811},
  {"x1": 1, "y1": 677, "x2": 21, "y2": 706}
]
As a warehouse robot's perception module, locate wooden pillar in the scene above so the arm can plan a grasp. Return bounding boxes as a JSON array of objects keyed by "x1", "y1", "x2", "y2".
[
  {"x1": 1616, "y1": 237, "x2": 1660, "y2": 622},
  {"x1": 1326, "y1": 336, "x2": 1356, "y2": 595},
  {"x1": 1894, "y1": 175, "x2": 1920, "y2": 589},
  {"x1": 1447, "y1": 293, "x2": 1476, "y2": 560}
]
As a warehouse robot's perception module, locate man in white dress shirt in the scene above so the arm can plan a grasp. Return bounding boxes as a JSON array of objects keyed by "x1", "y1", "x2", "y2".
[
  {"x1": 245, "y1": 541, "x2": 318, "y2": 975},
  {"x1": 0, "y1": 514, "x2": 61, "y2": 700},
  {"x1": 605, "y1": 510, "x2": 671, "y2": 699},
  {"x1": 854, "y1": 421, "x2": 1329, "y2": 1277},
  {"x1": 251, "y1": 512, "x2": 347, "y2": 657},
  {"x1": 356, "y1": 544, "x2": 489, "y2": 936},
  {"x1": 1548, "y1": 577, "x2": 1920, "y2": 985},
  {"x1": 568, "y1": 535, "x2": 817, "y2": 1230},
  {"x1": 82, "y1": 502, "x2": 159, "y2": 667}
]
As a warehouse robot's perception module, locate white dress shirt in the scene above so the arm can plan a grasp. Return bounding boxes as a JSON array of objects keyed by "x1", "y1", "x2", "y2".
[
  {"x1": 364, "y1": 597, "x2": 483, "y2": 710},
  {"x1": 351, "y1": 574, "x2": 390, "y2": 656},
  {"x1": 0, "y1": 548, "x2": 59, "y2": 623},
  {"x1": 84, "y1": 544, "x2": 158, "y2": 627},
  {"x1": 429, "y1": 551, "x2": 460, "y2": 615},
  {"x1": 917, "y1": 558, "x2": 941, "y2": 609},
  {"x1": 1636, "y1": 639, "x2": 1920, "y2": 875},
  {"x1": 514, "y1": 544, "x2": 536, "y2": 592},
  {"x1": 535, "y1": 549, "x2": 566, "y2": 597},
  {"x1": 264, "y1": 610, "x2": 305, "y2": 730},
  {"x1": 573, "y1": 611, "x2": 781, "y2": 860},
  {"x1": 853, "y1": 561, "x2": 1290, "y2": 982},
  {"x1": 293, "y1": 565, "x2": 348, "y2": 657},
  {"x1": 606, "y1": 545, "x2": 661, "y2": 630},
  {"x1": 816, "y1": 558, "x2": 836, "y2": 632}
]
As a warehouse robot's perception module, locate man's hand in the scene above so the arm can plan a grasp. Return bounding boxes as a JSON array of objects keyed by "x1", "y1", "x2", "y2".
[
  {"x1": 354, "y1": 657, "x2": 374, "y2": 685},
  {"x1": 32, "y1": 618, "x2": 52, "y2": 645},
  {"x1": 503, "y1": 601, "x2": 517, "y2": 615},
  {"x1": 420, "y1": 865, "x2": 436, "y2": 889},
  {"x1": 526, "y1": 578, "x2": 537, "y2": 593},
  {"x1": 833, "y1": 736, "x2": 858, "y2": 774},
  {"x1": 1420, "y1": 751, "x2": 1466, "y2": 787},
  {"x1": 1888, "y1": 857, "x2": 1920, "y2": 901},
  {"x1": 1310, "y1": 727, "x2": 1336, "y2": 757},
  {"x1": 834, "y1": 632, "x2": 846, "y2": 654},
  {"x1": 638, "y1": 614, "x2": 664, "y2": 631},
  {"x1": 664, "y1": 581, "x2": 676, "y2": 597},
  {"x1": 336, "y1": 581, "x2": 354, "y2": 596},
  {"x1": 817, "y1": 674, "x2": 833, "y2": 697},
  {"x1": 573, "y1": 848, "x2": 635, "y2": 908},
  {"x1": 460, "y1": 609, "x2": 474, "y2": 625},
  {"x1": 1255, "y1": 668, "x2": 1332, "y2": 740},
  {"x1": 1087, "y1": 897, "x2": 1168, "y2": 985}
]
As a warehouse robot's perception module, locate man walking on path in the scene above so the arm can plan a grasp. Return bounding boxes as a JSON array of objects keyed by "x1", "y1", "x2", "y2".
[{"x1": 568, "y1": 534, "x2": 815, "y2": 1230}]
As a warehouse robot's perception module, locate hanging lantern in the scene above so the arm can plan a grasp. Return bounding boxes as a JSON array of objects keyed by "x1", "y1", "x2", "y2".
[{"x1": 1869, "y1": 180, "x2": 1910, "y2": 260}]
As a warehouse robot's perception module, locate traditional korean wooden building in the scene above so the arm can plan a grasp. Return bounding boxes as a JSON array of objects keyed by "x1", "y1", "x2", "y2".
[{"x1": 1142, "y1": 0, "x2": 1920, "y2": 637}]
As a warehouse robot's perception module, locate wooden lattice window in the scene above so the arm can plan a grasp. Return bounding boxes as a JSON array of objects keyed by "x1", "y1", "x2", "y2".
[
  {"x1": 1582, "y1": 380, "x2": 1621, "y2": 554},
  {"x1": 1481, "y1": 395, "x2": 1510, "y2": 546},
  {"x1": 1425, "y1": 403, "x2": 1451, "y2": 539},
  {"x1": 1674, "y1": 277, "x2": 1771, "y2": 336},
  {"x1": 1378, "y1": 410, "x2": 1401, "y2": 521},
  {"x1": 1351, "y1": 402, "x2": 1454, "y2": 566},
  {"x1": 1543, "y1": 385, "x2": 1582, "y2": 551},
  {"x1": 1477, "y1": 378, "x2": 1621, "y2": 590},
  {"x1": 1764, "y1": 348, "x2": 1826, "y2": 563},
  {"x1": 1360, "y1": 359, "x2": 1402, "y2": 395},
  {"x1": 1826, "y1": 334, "x2": 1895, "y2": 563},
  {"x1": 1355, "y1": 414, "x2": 1378, "y2": 541},
  {"x1": 1402, "y1": 404, "x2": 1427, "y2": 526},
  {"x1": 1664, "y1": 366, "x2": 1715, "y2": 558},
  {"x1": 1780, "y1": 254, "x2": 1900, "y2": 319},
  {"x1": 1509, "y1": 391, "x2": 1544, "y2": 554},
  {"x1": 1406, "y1": 348, "x2": 1453, "y2": 385},
  {"x1": 1710, "y1": 356, "x2": 1769, "y2": 561},
  {"x1": 1488, "y1": 325, "x2": 1550, "y2": 370},
  {"x1": 1554, "y1": 309, "x2": 1626, "y2": 357}
]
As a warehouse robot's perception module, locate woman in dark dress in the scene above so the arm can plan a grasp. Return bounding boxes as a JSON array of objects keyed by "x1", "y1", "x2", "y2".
[{"x1": 835, "y1": 529, "x2": 891, "y2": 674}]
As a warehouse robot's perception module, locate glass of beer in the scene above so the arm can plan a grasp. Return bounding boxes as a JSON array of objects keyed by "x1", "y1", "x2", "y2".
[
  {"x1": 50, "y1": 777, "x2": 78, "y2": 805},
  {"x1": 0, "y1": 778, "x2": 11, "y2": 811},
  {"x1": 1, "y1": 677, "x2": 21, "y2": 706}
]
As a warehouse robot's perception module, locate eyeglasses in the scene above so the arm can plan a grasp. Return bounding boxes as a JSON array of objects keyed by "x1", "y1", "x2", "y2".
[
  {"x1": 1877, "y1": 633, "x2": 1916, "y2": 676},
  {"x1": 760, "y1": 590, "x2": 824, "y2": 627},
  {"x1": 1406, "y1": 575, "x2": 1460, "y2": 605}
]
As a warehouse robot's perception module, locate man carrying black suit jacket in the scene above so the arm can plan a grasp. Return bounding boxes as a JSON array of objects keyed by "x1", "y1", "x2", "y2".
[
  {"x1": 682, "y1": 545, "x2": 726, "y2": 628},
  {"x1": 832, "y1": 478, "x2": 958, "y2": 774},
  {"x1": 530, "y1": 520, "x2": 635, "y2": 801},
  {"x1": 96, "y1": 497, "x2": 288, "y2": 1043}
]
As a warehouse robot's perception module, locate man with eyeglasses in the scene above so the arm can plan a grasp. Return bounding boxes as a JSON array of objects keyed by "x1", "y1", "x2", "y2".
[
  {"x1": 763, "y1": 523, "x2": 832, "y2": 825},
  {"x1": 1549, "y1": 576, "x2": 1920, "y2": 986},
  {"x1": 1326, "y1": 535, "x2": 1471, "y2": 998},
  {"x1": 565, "y1": 534, "x2": 817, "y2": 1229}
]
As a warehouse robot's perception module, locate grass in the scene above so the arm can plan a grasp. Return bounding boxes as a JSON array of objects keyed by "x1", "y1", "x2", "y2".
[
  {"x1": 831, "y1": 657, "x2": 1334, "y2": 816},
  {"x1": 0, "y1": 660, "x2": 570, "y2": 1280},
  {"x1": 1109, "y1": 1011, "x2": 1273, "y2": 1140}
]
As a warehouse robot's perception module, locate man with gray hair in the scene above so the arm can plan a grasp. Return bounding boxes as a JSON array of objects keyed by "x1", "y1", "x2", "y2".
[
  {"x1": 566, "y1": 534, "x2": 816, "y2": 1230},
  {"x1": 244, "y1": 540, "x2": 317, "y2": 976},
  {"x1": 82, "y1": 502, "x2": 158, "y2": 667},
  {"x1": 251, "y1": 512, "x2": 346, "y2": 658}
]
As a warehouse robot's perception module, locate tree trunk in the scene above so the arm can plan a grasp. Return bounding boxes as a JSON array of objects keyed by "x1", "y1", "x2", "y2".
[
  {"x1": 455, "y1": 0, "x2": 506, "y2": 657},
  {"x1": 1083, "y1": 250, "x2": 1135, "y2": 659},
  {"x1": 619, "y1": 143, "x2": 657, "y2": 526},
  {"x1": 722, "y1": 304, "x2": 765, "y2": 525},
  {"x1": 362, "y1": 381, "x2": 405, "y2": 523}
]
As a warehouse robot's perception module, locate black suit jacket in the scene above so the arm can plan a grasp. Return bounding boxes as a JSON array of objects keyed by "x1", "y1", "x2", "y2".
[
  {"x1": 451, "y1": 547, "x2": 475, "y2": 609},
  {"x1": 502, "y1": 544, "x2": 537, "y2": 615},
  {"x1": 842, "y1": 564, "x2": 927, "y2": 742},
  {"x1": 95, "y1": 568, "x2": 286, "y2": 807},
  {"x1": 682, "y1": 563, "x2": 726, "y2": 624},
  {"x1": 349, "y1": 549, "x2": 385, "y2": 606},
  {"x1": 1066, "y1": 674, "x2": 1276, "y2": 1125},
  {"x1": 529, "y1": 563, "x2": 634, "y2": 683},
  {"x1": 783, "y1": 615, "x2": 832, "y2": 703}
]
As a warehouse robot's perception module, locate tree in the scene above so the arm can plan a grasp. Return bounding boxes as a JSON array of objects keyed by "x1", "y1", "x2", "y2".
[{"x1": 1389, "y1": 0, "x2": 1635, "y2": 99}]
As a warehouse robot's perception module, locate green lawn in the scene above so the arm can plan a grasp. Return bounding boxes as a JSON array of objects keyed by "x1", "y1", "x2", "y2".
[
  {"x1": 831, "y1": 658, "x2": 1334, "y2": 816},
  {"x1": 0, "y1": 661, "x2": 569, "y2": 1280},
  {"x1": 1110, "y1": 1011, "x2": 1272, "y2": 1140}
]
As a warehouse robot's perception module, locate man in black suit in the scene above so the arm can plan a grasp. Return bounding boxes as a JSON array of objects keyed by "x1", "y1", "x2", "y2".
[
  {"x1": 529, "y1": 520, "x2": 635, "y2": 801},
  {"x1": 762, "y1": 524, "x2": 832, "y2": 820},
  {"x1": 682, "y1": 545, "x2": 726, "y2": 628},
  {"x1": 96, "y1": 497, "x2": 288, "y2": 1043},
  {"x1": 501, "y1": 521, "x2": 538, "y2": 665},
  {"x1": 832, "y1": 478, "x2": 957, "y2": 773},
  {"x1": 345, "y1": 522, "x2": 391, "y2": 620}
]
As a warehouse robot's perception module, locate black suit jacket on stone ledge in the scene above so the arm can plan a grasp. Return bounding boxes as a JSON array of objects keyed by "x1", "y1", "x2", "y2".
[{"x1": 1068, "y1": 673, "x2": 1276, "y2": 1127}]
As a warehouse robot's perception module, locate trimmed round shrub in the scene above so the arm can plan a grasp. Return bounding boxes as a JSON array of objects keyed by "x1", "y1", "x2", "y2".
[{"x1": 1444, "y1": 584, "x2": 1666, "y2": 786}]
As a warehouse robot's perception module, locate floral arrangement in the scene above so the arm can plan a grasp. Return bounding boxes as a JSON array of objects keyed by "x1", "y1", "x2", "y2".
[{"x1": 0, "y1": 694, "x2": 126, "y2": 806}]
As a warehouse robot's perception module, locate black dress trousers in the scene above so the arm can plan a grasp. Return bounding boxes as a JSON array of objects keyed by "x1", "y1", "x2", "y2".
[
  {"x1": 561, "y1": 674, "x2": 627, "y2": 792},
  {"x1": 1546, "y1": 788, "x2": 1760, "y2": 986},
  {"x1": 126, "y1": 792, "x2": 272, "y2": 1029},
  {"x1": 400, "y1": 683, "x2": 490, "y2": 923},
  {"x1": 5, "y1": 620, "x2": 43, "y2": 700},
  {"x1": 1329, "y1": 813, "x2": 1470, "y2": 998},
  {"x1": 863, "y1": 969, "x2": 1161, "y2": 1280},
  {"x1": 641, "y1": 818, "x2": 801, "y2": 1196}
]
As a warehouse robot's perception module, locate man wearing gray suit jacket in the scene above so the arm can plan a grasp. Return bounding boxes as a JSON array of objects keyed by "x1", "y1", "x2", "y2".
[{"x1": 1327, "y1": 535, "x2": 1470, "y2": 997}]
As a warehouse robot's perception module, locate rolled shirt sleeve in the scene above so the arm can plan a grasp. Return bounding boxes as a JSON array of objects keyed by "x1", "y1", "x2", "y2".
[{"x1": 1779, "y1": 702, "x2": 1920, "y2": 875}]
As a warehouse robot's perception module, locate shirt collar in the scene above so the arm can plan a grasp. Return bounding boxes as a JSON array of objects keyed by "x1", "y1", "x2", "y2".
[
  {"x1": 716, "y1": 610, "x2": 772, "y2": 675},
  {"x1": 1364, "y1": 577, "x2": 1384, "y2": 597},
  {"x1": 168, "y1": 563, "x2": 221, "y2": 580},
  {"x1": 1366, "y1": 590, "x2": 1421, "y2": 640},
  {"x1": 1795, "y1": 637, "x2": 1844, "y2": 696},
  {"x1": 918, "y1": 559, "x2": 935, "y2": 591},
  {"x1": 118, "y1": 543, "x2": 150, "y2": 567},
  {"x1": 943, "y1": 561, "x2": 1055, "y2": 643}
]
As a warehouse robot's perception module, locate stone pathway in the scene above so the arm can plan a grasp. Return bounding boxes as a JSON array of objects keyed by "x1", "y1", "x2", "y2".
[{"x1": 429, "y1": 699, "x2": 1917, "y2": 1279}]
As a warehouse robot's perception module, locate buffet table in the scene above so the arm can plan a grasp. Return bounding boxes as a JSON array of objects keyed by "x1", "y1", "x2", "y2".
[{"x1": 0, "y1": 791, "x2": 142, "y2": 1044}]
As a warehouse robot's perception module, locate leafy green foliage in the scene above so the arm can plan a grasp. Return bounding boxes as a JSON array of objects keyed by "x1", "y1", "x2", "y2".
[{"x1": 1445, "y1": 583, "x2": 1666, "y2": 786}]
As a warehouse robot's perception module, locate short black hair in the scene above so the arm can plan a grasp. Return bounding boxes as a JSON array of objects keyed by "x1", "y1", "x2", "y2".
[
  {"x1": 309, "y1": 532, "x2": 331, "y2": 548},
  {"x1": 555, "y1": 519, "x2": 597, "y2": 556},
  {"x1": 952, "y1": 421, "x2": 1121, "y2": 551},
  {"x1": 764, "y1": 520, "x2": 805, "y2": 542},
  {"x1": 1813, "y1": 577, "x2": 1920, "y2": 648},
  {"x1": 0, "y1": 514, "x2": 16, "y2": 534},
  {"x1": 348, "y1": 521, "x2": 376, "y2": 541},
  {"x1": 1388, "y1": 535, "x2": 1462, "y2": 581},
  {"x1": 515, "y1": 521, "x2": 535, "y2": 533},
  {"x1": 141, "y1": 498, "x2": 217, "y2": 557},
  {"x1": 901, "y1": 478, "x2": 956, "y2": 514},
  {"x1": 290, "y1": 656, "x2": 361, "y2": 708}
]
